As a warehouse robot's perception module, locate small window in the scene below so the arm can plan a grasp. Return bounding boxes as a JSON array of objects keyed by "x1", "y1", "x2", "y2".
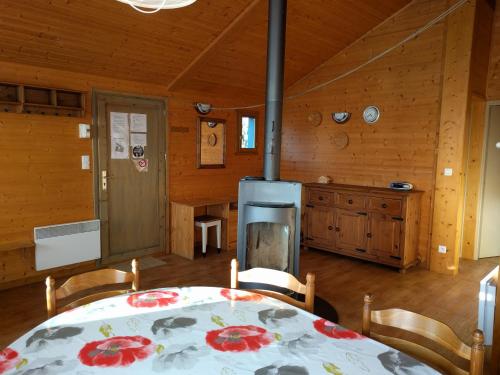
[{"x1": 237, "y1": 110, "x2": 258, "y2": 154}]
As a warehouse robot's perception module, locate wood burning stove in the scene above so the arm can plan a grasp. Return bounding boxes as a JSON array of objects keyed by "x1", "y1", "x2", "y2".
[
  {"x1": 236, "y1": 0, "x2": 302, "y2": 276},
  {"x1": 237, "y1": 179, "x2": 301, "y2": 276}
]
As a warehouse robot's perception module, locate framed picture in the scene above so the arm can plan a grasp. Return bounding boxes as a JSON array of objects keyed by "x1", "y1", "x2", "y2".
[{"x1": 197, "y1": 117, "x2": 226, "y2": 168}]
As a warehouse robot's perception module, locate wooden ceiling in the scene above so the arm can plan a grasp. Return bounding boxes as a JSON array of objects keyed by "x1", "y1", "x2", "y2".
[{"x1": 0, "y1": 0, "x2": 410, "y2": 100}]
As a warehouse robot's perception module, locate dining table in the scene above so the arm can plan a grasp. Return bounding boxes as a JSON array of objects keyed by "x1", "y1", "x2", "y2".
[{"x1": 0, "y1": 286, "x2": 439, "y2": 374}]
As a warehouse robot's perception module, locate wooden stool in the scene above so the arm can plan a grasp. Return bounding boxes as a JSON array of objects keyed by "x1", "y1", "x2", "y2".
[{"x1": 194, "y1": 215, "x2": 222, "y2": 257}]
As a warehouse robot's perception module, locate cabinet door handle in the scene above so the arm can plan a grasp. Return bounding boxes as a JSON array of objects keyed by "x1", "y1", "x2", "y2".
[
  {"x1": 356, "y1": 212, "x2": 367, "y2": 216},
  {"x1": 366, "y1": 233, "x2": 372, "y2": 238},
  {"x1": 348, "y1": 199, "x2": 353, "y2": 204},
  {"x1": 328, "y1": 225, "x2": 333, "y2": 231},
  {"x1": 319, "y1": 196, "x2": 324, "y2": 201},
  {"x1": 392, "y1": 216, "x2": 403, "y2": 221},
  {"x1": 390, "y1": 255, "x2": 401, "y2": 260},
  {"x1": 306, "y1": 204, "x2": 314, "y2": 208},
  {"x1": 355, "y1": 248, "x2": 367, "y2": 253},
  {"x1": 381, "y1": 203, "x2": 388, "y2": 208}
]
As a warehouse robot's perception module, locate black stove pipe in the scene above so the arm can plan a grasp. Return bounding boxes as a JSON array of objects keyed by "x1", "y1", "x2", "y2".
[{"x1": 263, "y1": 0, "x2": 287, "y2": 181}]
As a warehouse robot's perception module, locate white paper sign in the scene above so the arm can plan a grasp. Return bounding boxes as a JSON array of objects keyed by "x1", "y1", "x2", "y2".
[
  {"x1": 110, "y1": 112, "x2": 129, "y2": 159},
  {"x1": 130, "y1": 132, "x2": 147, "y2": 147},
  {"x1": 130, "y1": 113, "x2": 147, "y2": 133}
]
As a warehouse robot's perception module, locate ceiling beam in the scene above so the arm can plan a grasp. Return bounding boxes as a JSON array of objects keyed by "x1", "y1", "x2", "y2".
[{"x1": 166, "y1": 0, "x2": 262, "y2": 91}]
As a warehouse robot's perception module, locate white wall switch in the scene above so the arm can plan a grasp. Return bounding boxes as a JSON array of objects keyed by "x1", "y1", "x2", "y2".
[
  {"x1": 81, "y1": 155, "x2": 90, "y2": 170},
  {"x1": 438, "y1": 245, "x2": 447, "y2": 254},
  {"x1": 443, "y1": 168, "x2": 453, "y2": 176},
  {"x1": 496, "y1": 141, "x2": 500, "y2": 149},
  {"x1": 79, "y1": 123, "x2": 91, "y2": 139}
]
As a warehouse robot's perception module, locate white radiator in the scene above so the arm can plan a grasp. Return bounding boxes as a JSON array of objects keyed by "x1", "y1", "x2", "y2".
[
  {"x1": 34, "y1": 220, "x2": 101, "y2": 271},
  {"x1": 478, "y1": 265, "x2": 498, "y2": 346}
]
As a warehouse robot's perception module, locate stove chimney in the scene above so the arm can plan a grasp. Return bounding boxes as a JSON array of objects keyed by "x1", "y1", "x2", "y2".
[{"x1": 263, "y1": 0, "x2": 287, "y2": 181}]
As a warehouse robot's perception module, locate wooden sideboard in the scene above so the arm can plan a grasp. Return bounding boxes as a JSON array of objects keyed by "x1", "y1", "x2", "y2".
[{"x1": 303, "y1": 183, "x2": 422, "y2": 272}]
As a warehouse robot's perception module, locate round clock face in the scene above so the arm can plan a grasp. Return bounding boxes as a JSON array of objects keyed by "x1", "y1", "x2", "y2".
[{"x1": 363, "y1": 105, "x2": 380, "y2": 124}]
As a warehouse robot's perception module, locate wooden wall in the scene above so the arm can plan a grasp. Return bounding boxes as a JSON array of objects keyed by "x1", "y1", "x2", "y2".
[
  {"x1": 0, "y1": 61, "x2": 263, "y2": 287},
  {"x1": 487, "y1": 2, "x2": 500, "y2": 100},
  {"x1": 281, "y1": 0, "x2": 446, "y2": 264}
]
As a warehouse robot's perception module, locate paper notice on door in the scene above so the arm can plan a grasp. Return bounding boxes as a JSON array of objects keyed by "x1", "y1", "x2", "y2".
[
  {"x1": 130, "y1": 113, "x2": 147, "y2": 133},
  {"x1": 130, "y1": 132, "x2": 147, "y2": 147},
  {"x1": 133, "y1": 158, "x2": 148, "y2": 172},
  {"x1": 110, "y1": 112, "x2": 129, "y2": 159}
]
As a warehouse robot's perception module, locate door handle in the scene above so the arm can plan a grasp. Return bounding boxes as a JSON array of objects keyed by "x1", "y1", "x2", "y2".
[{"x1": 328, "y1": 225, "x2": 333, "y2": 231}]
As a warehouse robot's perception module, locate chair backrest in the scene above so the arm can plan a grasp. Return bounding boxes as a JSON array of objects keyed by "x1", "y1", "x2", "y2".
[
  {"x1": 230, "y1": 258, "x2": 315, "y2": 313},
  {"x1": 362, "y1": 293, "x2": 484, "y2": 375},
  {"x1": 46, "y1": 259, "x2": 140, "y2": 318}
]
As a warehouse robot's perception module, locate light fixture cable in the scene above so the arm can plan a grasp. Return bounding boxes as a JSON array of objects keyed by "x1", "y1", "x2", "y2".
[{"x1": 206, "y1": 0, "x2": 468, "y2": 111}]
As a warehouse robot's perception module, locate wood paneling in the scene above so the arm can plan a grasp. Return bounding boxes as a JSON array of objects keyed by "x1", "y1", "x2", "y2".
[
  {"x1": 430, "y1": 0, "x2": 476, "y2": 275},
  {"x1": 281, "y1": 0, "x2": 448, "y2": 264},
  {"x1": 0, "y1": 61, "x2": 263, "y2": 286},
  {"x1": 462, "y1": 96, "x2": 487, "y2": 260},
  {"x1": 0, "y1": 0, "x2": 253, "y2": 87},
  {"x1": 487, "y1": 3, "x2": 500, "y2": 99},
  {"x1": 0, "y1": 0, "x2": 409, "y2": 101}
]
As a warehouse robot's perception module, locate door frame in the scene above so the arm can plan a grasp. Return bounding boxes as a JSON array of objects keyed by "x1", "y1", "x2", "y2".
[
  {"x1": 475, "y1": 100, "x2": 500, "y2": 259},
  {"x1": 92, "y1": 90, "x2": 169, "y2": 264}
]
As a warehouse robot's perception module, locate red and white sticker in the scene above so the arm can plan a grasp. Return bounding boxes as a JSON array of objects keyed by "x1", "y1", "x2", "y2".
[{"x1": 133, "y1": 158, "x2": 148, "y2": 172}]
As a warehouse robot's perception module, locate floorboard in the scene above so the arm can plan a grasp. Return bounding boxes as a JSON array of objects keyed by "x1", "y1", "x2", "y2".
[{"x1": 0, "y1": 248, "x2": 497, "y2": 351}]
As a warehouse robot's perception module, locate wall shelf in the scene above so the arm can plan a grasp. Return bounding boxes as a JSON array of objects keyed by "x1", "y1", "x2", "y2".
[{"x1": 0, "y1": 82, "x2": 85, "y2": 117}]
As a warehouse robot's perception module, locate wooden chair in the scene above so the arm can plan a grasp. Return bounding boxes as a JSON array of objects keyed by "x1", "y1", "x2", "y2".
[
  {"x1": 46, "y1": 259, "x2": 140, "y2": 318},
  {"x1": 230, "y1": 258, "x2": 315, "y2": 313},
  {"x1": 362, "y1": 293, "x2": 484, "y2": 375}
]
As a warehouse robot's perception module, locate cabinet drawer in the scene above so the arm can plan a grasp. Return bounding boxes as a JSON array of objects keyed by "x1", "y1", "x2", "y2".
[
  {"x1": 335, "y1": 193, "x2": 366, "y2": 210},
  {"x1": 368, "y1": 197, "x2": 402, "y2": 215},
  {"x1": 308, "y1": 190, "x2": 332, "y2": 205}
]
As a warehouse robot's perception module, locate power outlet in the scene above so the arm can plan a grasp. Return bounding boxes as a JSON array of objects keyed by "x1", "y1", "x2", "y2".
[
  {"x1": 443, "y1": 168, "x2": 453, "y2": 176},
  {"x1": 438, "y1": 245, "x2": 447, "y2": 254}
]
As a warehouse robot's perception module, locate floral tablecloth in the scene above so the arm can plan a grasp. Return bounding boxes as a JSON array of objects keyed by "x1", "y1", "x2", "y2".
[{"x1": 1, "y1": 287, "x2": 438, "y2": 374}]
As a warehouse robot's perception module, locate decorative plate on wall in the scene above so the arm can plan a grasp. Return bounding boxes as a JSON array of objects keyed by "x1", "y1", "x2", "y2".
[
  {"x1": 332, "y1": 112, "x2": 351, "y2": 124},
  {"x1": 332, "y1": 131, "x2": 349, "y2": 150},
  {"x1": 308, "y1": 111, "x2": 323, "y2": 127}
]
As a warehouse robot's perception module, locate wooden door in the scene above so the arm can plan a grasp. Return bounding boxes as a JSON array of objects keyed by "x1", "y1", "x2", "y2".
[
  {"x1": 334, "y1": 209, "x2": 368, "y2": 253},
  {"x1": 304, "y1": 205, "x2": 334, "y2": 247},
  {"x1": 95, "y1": 92, "x2": 167, "y2": 263},
  {"x1": 368, "y1": 213, "x2": 401, "y2": 261}
]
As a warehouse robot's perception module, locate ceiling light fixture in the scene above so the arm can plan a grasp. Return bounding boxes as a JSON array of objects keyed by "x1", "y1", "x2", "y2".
[{"x1": 117, "y1": 0, "x2": 197, "y2": 14}]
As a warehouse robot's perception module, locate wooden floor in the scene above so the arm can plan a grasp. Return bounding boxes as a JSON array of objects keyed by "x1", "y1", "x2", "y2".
[{"x1": 0, "y1": 248, "x2": 498, "y2": 350}]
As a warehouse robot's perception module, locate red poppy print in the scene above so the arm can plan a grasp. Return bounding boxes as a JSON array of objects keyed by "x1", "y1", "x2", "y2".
[
  {"x1": 0, "y1": 348, "x2": 19, "y2": 374},
  {"x1": 314, "y1": 319, "x2": 364, "y2": 339},
  {"x1": 206, "y1": 325, "x2": 274, "y2": 352},
  {"x1": 127, "y1": 291, "x2": 179, "y2": 308},
  {"x1": 78, "y1": 336, "x2": 155, "y2": 367},
  {"x1": 220, "y1": 288, "x2": 263, "y2": 302}
]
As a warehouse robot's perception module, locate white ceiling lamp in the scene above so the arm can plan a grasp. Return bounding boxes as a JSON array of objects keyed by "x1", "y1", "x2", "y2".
[{"x1": 117, "y1": 0, "x2": 197, "y2": 14}]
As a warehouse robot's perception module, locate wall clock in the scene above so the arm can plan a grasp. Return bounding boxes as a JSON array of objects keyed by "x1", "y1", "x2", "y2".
[{"x1": 363, "y1": 105, "x2": 380, "y2": 124}]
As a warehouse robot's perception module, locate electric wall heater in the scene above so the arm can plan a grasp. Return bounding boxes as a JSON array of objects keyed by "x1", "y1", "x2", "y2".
[
  {"x1": 34, "y1": 219, "x2": 101, "y2": 271},
  {"x1": 478, "y1": 265, "x2": 498, "y2": 346}
]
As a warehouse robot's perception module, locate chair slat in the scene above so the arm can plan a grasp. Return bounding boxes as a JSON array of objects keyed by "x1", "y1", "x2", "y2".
[
  {"x1": 371, "y1": 308, "x2": 471, "y2": 360},
  {"x1": 230, "y1": 259, "x2": 315, "y2": 313},
  {"x1": 237, "y1": 267, "x2": 307, "y2": 294},
  {"x1": 58, "y1": 289, "x2": 132, "y2": 313},
  {"x1": 372, "y1": 332, "x2": 469, "y2": 375},
  {"x1": 55, "y1": 269, "x2": 134, "y2": 299},
  {"x1": 46, "y1": 259, "x2": 139, "y2": 318}
]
